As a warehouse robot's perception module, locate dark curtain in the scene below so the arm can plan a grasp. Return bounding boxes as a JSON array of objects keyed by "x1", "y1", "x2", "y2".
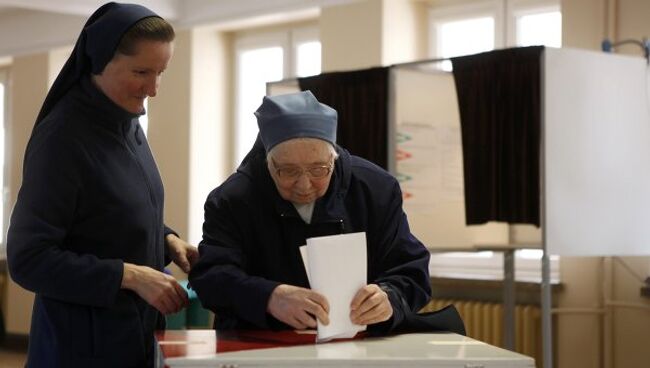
[
  {"x1": 451, "y1": 46, "x2": 543, "y2": 226},
  {"x1": 298, "y1": 67, "x2": 389, "y2": 169}
]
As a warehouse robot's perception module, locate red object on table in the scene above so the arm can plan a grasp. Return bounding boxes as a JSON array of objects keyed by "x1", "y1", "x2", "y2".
[{"x1": 216, "y1": 329, "x2": 319, "y2": 353}]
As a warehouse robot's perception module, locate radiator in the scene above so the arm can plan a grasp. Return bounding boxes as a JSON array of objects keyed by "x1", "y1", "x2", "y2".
[{"x1": 422, "y1": 299, "x2": 541, "y2": 365}]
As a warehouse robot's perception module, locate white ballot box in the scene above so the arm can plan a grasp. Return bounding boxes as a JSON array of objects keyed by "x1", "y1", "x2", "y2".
[{"x1": 157, "y1": 330, "x2": 535, "y2": 368}]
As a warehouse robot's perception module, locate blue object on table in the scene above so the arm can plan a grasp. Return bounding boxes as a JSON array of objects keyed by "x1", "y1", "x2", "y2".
[{"x1": 165, "y1": 279, "x2": 210, "y2": 329}]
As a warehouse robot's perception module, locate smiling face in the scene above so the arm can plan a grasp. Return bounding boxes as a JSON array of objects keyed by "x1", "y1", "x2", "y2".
[
  {"x1": 267, "y1": 138, "x2": 336, "y2": 205},
  {"x1": 92, "y1": 40, "x2": 173, "y2": 114}
]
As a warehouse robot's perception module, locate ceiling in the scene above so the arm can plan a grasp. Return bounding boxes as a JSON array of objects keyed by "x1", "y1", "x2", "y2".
[
  {"x1": 0, "y1": 0, "x2": 357, "y2": 58},
  {"x1": 0, "y1": 0, "x2": 362, "y2": 27}
]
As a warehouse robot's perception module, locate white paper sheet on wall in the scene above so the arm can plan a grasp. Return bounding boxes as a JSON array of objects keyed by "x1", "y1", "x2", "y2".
[
  {"x1": 300, "y1": 232, "x2": 367, "y2": 342},
  {"x1": 397, "y1": 122, "x2": 465, "y2": 216}
]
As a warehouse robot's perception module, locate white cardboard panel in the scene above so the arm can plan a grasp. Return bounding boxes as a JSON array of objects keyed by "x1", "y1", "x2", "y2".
[{"x1": 545, "y1": 47, "x2": 650, "y2": 256}]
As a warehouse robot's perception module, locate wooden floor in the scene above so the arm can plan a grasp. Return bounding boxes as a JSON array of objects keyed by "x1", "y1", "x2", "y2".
[{"x1": 0, "y1": 348, "x2": 27, "y2": 368}]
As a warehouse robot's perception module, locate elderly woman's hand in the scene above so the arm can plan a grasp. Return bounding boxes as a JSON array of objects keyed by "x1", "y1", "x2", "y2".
[
  {"x1": 267, "y1": 284, "x2": 330, "y2": 329},
  {"x1": 165, "y1": 234, "x2": 199, "y2": 273},
  {"x1": 349, "y1": 284, "x2": 393, "y2": 325}
]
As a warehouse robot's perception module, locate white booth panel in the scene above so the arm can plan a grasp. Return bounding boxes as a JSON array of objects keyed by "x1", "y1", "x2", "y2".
[{"x1": 545, "y1": 47, "x2": 650, "y2": 256}]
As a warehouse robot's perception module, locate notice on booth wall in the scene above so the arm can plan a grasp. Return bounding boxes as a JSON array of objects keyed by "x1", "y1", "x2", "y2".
[
  {"x1": 397, "y1": 122, "x2": 464, "y2": 213},
  {"x1": 299, "y1": 232, "x2": 367, "y2": 343}
]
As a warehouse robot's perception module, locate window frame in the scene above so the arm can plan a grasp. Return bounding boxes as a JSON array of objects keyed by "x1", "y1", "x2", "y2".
[
  {"x1": 234, "y1": 30, "x2": 291, "y2": 79},
  {"x1": 291, "y1": 26, "x2": 320, "y2": 78},
  {"x1": 428, "y1": 0, "x2": 506, "y2": 60},
  {"x1": 506, "y1": 0, "x2": 561, "y2": 47},
  {"x1": 232, "y1": 25, "x2": 320, "y2": 167},
  {"x1": 233, "y1": 30, "x2": 288, "y2": 166}
]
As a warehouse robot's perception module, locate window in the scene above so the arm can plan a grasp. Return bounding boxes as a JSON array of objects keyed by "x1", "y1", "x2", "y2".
[
  {"x1": 428, "y1": 0, "x2": 561, "y2": 282},
  {"x1": 235, "y1": 43, "x2": 284, "y2": 165},
  {"x1": 429, "y1": 0, "x2": 505, "y2": 71},
  {"x1": 293, "y1": 27, "x2": 321, "y2": 78},
  {"x1": 295, "y1": 41, "x2": 321, "y2": 77},
  {"x1": 513, "y1": 9, "x2": 561, "y2": 47},
  {"x1": 507, "y1": 0, "x2": 561, "y2": 48},
  {"x1": 234, "y1": 26, "x2": 321, "y2": 166},
  {"x1": 429, "y1": 0, "x2": 561, "y2": 68}
]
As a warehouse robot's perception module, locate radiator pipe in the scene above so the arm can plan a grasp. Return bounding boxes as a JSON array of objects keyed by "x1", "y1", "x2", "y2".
[{"x1": 503, "y1": 249, "x2": 516, "y2": 351}]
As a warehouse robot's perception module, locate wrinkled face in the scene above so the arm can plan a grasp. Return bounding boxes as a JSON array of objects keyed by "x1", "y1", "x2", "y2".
[
  {"x1": 267, "y1": 138, "x2": 335, "y2": 205},
  {"x1": 92, "y1": 40, "x2": 173, "y2": 114}
]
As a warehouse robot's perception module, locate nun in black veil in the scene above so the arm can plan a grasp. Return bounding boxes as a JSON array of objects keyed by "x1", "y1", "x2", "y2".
[{"x1": 7, "y1": 2, "x2": 197, "y2": 366}]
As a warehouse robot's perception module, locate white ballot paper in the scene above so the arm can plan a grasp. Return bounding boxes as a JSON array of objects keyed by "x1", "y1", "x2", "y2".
[{"x1": 299, "y1": 232, "x2": 367, "y2": 343}]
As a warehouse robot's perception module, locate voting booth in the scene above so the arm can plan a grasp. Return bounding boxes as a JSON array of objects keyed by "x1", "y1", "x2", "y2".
[
  {"x1": 267, "y1": 47, "x2": 650, "y2": 368},
  {"x1": 270, "y1": 47, "x2": 650, "y2": 255}
]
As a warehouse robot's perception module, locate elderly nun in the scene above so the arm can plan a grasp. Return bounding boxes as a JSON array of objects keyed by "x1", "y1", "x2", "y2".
[{"x1": 190, "y1": 91, "x2": 446, "y2": 334}]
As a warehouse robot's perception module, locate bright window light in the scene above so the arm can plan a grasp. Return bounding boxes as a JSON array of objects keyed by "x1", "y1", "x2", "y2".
[
  {"x1": 140, "y1": 98, "x2": 149, "y2": 137},
  {"x1": 440, "y1": 251, "x2": 495, "y2": 258},
  {"x1": 296, "y1": 41, "x2": 321, "y2": 77},
  {"x1": 516, "y1": 11, "x2": 562, "y2": 47},
  {"x1": 236, "y1": 47, "x2": 284, "y2": 165},
  {"x1": 515, "y1": 249, "x2": 559, "y2": 260},
  {"x1": 437, "y1": 17, "x2": 495, "y2": 71}
]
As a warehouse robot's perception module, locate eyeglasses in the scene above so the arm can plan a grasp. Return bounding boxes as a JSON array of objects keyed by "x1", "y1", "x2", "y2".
[{"x1": 271, "y1": 158, "x2": 333, "y2": 180}]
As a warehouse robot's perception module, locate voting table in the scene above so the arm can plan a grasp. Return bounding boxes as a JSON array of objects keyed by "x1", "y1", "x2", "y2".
[{"x1": 156, "y1": 329, "x2": 535, "y2": 368}]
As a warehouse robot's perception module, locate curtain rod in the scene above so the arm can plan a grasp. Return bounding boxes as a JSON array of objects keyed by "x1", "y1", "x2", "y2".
[
  {"x1": 267, "y1": 56, "x2": 453, "y2": 87},
  {"x1": 267, "y1": 78, "x2": 298, "y2": 86},
  {"x1": 389, "y1": 56, "x2": 450, "y2": 69}
]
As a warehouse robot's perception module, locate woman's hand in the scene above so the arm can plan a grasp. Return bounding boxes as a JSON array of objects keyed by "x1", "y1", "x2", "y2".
[
  {"x1": 349, "y1": 284, "x2": 393, "y2": 325},
  {"x1": 165, "y1": 233, "x2": 199, "y2": 273},
  {"x1": 267, "y1": 284, "x2": 330, "y2": 329},
  {"x1": 121, "y1": 263, "x2": 188, "y2": 314}
]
